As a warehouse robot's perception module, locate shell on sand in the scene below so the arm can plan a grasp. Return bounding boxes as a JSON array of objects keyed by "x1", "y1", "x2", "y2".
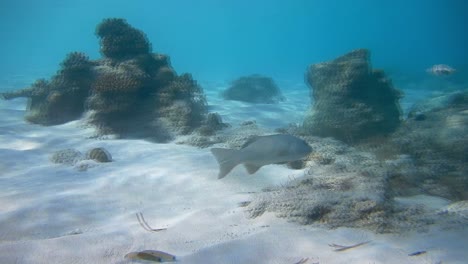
[{"x1": 426, "y1": 64, "x2": 456, "y2": 76}]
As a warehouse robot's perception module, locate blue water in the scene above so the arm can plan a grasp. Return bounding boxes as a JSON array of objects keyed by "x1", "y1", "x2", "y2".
[{"x1": 0, "y1": 0, "x2": 466, "y2": 86}]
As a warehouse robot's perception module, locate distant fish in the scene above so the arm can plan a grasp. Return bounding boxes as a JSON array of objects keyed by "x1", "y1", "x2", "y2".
[
  {"x1": 426, "y1": 64, "x2": 456, "y2": 76},
  {"x1": 124, "y1": 250, "x2": 176, "y2": 262},
  {"x1": 211, "y1": 134, "x2": 312, "y2": 179}
]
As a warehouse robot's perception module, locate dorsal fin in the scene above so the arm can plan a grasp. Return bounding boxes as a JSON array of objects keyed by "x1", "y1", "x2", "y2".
[{"x1": 240, "y1": 136, "x2": 261, "y2": 149}]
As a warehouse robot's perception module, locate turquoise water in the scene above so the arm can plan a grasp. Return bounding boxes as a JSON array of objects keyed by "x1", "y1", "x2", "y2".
[
  {"x1": 0, "y1": 2, "x2": 467, "y2": 263},
  {"x1": 1, "y1": 0, "x2": 466, "y2": 86}
]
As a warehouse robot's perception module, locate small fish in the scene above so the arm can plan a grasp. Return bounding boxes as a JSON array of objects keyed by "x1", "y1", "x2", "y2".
[
  {"x1": 211, "y1": 134, "x2": 312, "y2": 179},
  {"x1": 125, "y1": 250, "x2": 176, "y2": 262},
  {"x1": 426, "y1": 64, "x2": 456, "y2": 76},
  {"x1": 408, "y1": 250, "x2": 427, "y2": 256},
  {"x1": 437, "y1": 200, "x2": 468, "y2": 219}
]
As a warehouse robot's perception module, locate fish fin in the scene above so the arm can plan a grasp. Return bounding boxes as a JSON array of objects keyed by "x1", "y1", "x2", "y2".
[
  {"x1": 211, "y1": 148, "x2": 241, "y2": 179},
  {"x1": 240, "y1": 135, "x2": 260, "y2": 149},
  {"x1": 244, "y1": 163, "x2": 262, "y2": 174}
]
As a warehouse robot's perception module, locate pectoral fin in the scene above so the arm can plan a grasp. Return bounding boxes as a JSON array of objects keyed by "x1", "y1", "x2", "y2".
[{"x1": 244, "y1": 163, "x2": 262, "y2": 174}]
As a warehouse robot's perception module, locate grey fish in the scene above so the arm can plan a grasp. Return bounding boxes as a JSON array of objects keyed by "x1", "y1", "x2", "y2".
[
  {"x1": 211, "y1": 134, "x2": 312, "y2": 179},
  {"x1": 124, "y1": 250, "x2": 176, "y2": 262},
  {"x1": 426, "y1": 64, "x2": 456, "y2": 76}
]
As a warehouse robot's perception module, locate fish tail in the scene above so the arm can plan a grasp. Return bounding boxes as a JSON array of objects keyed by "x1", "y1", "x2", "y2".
[{"x1": 210, "y1": 148, "x2": 242, "y2": 179}]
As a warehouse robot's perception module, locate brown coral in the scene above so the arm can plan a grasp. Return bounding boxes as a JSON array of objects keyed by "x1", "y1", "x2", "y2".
[
  {"x1": 303, "y1": 49, "x2": 402, "y2": 143},
  {"x1": 95, "y1": 18, "x2": 151, "y2": 60}
]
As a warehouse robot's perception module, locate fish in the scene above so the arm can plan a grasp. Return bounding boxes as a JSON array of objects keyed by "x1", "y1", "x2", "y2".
[
  {"x1": 124, "y1": 250, "x2": 176, "y2": 262},
  {"x1": 211, "y1": 134, "x2": 312, "y2": 179},
  {"x1": 426, "y1": 64, "x2": 456, "y2": 76}
]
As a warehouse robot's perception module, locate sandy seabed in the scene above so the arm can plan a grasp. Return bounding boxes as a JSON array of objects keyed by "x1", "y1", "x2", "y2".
[{"x1": 0, "y1": 81, "x2": 466, "y2": 264}]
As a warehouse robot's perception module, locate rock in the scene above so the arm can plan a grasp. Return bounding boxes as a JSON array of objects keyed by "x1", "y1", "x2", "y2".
[{"x1": 303, "y1": 49, "x2": 403, "y2": 143}]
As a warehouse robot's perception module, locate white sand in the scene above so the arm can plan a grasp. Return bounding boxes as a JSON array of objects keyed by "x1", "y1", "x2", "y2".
[{"x1": 0, "y1": 83, "x2": 467, "y2": 264}]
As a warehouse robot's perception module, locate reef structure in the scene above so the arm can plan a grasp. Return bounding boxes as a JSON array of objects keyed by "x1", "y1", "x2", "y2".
[
  {"x1": 303, "y1": 49, "x2": 403, "y2": 143},
  {"x1": 388, "y1": 91, "x2": 468, "y2": 200},
  {"x1": 0, "y1": 18, "x2": 208, "y2": 141},
  {"x1": 222, "y1": 74, "x2": 284, "y2": 104}
]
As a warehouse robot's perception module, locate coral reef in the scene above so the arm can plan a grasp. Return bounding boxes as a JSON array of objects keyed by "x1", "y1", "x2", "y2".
[
  {"x1": 244, "y1": 133, "x2": 467, "y2": 232},
  {"x1": 388, "y1": 90, "x2": 468, "y2": 200},
  {"x1": 303, "y1": 49, "x2": 403, "y2": 143},
  {"x1": 245, "y1": 136, "x2": 392, "y2": 232},
  {"x1": 176, "y1": 119, "x2": 265, "y2": 148},
  {"x1": 95, "y1": 18, "x2": 151, "y2": 60},
  {"x1": 1, "y1": 52, "x2": 94, "y2": 125},
  {"x1": 196, "y1": 112, "x2": 229, "y2": 136},
  {"x1": 0, "y1": 18, "x2": 209, "y2": 141},
  {"x1": 222, "y1": 74, "x2": 284, "y2": 103},
  {"x1": 155, "y1": 74, "x2": 207, "y2": 135}
]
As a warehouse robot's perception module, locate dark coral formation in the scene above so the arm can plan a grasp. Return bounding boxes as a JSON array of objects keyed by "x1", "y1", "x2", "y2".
[
  {"x1": 1, "y1": 52, "x2": 94, "y2": 125},
  {"x1": 96, "y1": 18, "x2": 151, "y2": 60},
  {"x1": 303, "y1": 49, "x2": 403, "y2": 143},
  {"x1": 196, "y1": 112, "x2": 229, "y2": 136},
  {"x1": 388, "y1": 91, "x2": 468, "y2": 200},
  {"x1": 1, "y1": 18, "x2": 209, "y2": 141},
  {"x1": 222, "y1": 74, "x2": 284, "y2": 103},
  {"x1": 50, "y1": 149, "x2": 84, "y2": 165},
  {"x1": 86, "y1": 147, "x2": 112, "y2": 163}
]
